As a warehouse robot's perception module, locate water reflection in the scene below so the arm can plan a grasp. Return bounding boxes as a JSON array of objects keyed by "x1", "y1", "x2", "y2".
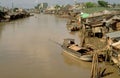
[{"x1": 62, "y1": 52, "x2": 92, "y2": 69}]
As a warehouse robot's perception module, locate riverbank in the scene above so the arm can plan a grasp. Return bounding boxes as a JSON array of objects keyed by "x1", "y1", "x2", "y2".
[{"x1": 0, "y1": 9, "x2": 33, "y2": 22}]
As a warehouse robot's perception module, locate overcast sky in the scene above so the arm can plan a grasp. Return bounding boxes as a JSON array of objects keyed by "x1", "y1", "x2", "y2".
[{"x1": 0, "y1": 0, "x2": 120, "y2": 8}]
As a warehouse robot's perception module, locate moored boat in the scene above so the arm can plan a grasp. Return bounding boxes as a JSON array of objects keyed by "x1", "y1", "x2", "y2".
[{"x1": 61, "y1": 38, "x2": 93, "y2": 62}]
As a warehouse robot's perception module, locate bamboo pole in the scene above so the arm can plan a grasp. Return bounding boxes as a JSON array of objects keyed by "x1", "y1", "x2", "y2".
[{"x1": 91, "y1": 51, "x2": 100, "y2": 78}]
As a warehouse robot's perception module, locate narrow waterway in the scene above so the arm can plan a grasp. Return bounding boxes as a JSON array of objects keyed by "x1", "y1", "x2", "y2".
[
  {"x1": 0, "y1": 14, "x2": 91, "y2": 78},
  {"x1": 0, "y1": 14, "x2": 119, "y2": 78}
]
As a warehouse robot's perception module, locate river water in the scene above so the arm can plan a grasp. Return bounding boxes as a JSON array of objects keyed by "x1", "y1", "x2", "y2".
[{"x1": 0, "y1": 14, "x2": 119, "y2": 78}]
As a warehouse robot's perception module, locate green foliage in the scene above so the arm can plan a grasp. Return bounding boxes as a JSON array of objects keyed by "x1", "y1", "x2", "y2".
[
  {"x1": 34, "y1": 3, "x2": 48, "y2": 10},
  {"x1": 98, "y1": 0, "x2": 108, "y2": 7},
  {"x1": 117, "y1": 4, "x2": 120, "y2": 7},
  {"x1": 85, "y1": 2, "x2": 96, "y2": 8},
  {"x1": 13, "y1": 8, "x2": 18, "y2": 12},
  {"x1": 64, "y1": 4, "x2": 72, "y2": 10},
  {"x1": 60, "y1": 4, "x2": 71, "y2": 11},
  {"x1": 34, "y1": 4, "x2": 40, "y2": 9},
  {"x1": 0, "y1": 12, "x2": 5, "y2": 18},
  {"x1": 83, "y1": 7, "x2": 110, "y2": 13},
  {"x1": 54, "y1": 4, "x2": 61, "y2": 10}
]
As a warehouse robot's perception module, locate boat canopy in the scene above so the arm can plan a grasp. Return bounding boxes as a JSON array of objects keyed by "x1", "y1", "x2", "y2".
[
  {"x1": 69, "y1": 44, "x2": 81, "y2": 51},
  {"x1": 63, "y1": 38, "x2": 75, "y2": 47}
]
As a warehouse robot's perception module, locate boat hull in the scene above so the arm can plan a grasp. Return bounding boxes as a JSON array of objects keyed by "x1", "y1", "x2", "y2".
[{"x1": 62, "y1": 46, "x2": 93, "y2": 62}]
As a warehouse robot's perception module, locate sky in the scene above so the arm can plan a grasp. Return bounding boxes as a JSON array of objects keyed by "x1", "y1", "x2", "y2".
[{"x1": 0, "y1": 0, "x2": 120, "y2": 8}]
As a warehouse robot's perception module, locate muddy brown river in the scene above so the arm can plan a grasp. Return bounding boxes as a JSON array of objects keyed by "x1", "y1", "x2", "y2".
[{"x1": 0, "y1": 14, "x2": 119, "y2": 78}]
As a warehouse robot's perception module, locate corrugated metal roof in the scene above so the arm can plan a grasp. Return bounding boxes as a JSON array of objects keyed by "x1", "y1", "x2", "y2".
[{"x1": 106, "y1": 31, "x2": 120, "y2": 38}]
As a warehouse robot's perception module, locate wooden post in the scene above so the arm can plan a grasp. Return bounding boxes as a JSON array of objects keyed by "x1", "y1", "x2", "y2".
[
  {"x1": 91, "y1": 51, "x2": 101, "y2": 78},
  {"x1": 81, "y1": 24, "x2": 86, "y2": 47}
]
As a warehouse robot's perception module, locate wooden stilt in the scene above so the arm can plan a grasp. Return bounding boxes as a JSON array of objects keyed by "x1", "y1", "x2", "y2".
[{"x1": 91, "y1": 51, "x2": 101, "y2": 78}]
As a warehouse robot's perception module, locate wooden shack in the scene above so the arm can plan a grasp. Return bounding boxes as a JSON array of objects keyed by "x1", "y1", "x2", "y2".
[
  {"x1": 111, "y1": 41, "x2": 120, "y2": 68},
  {"x1": 82, "y1": 14, "x2": 111, "y2": 38},
  {"x1": 106, "y1": 31, "x2": 120, "y2": 68},
  {"x1": 111, "y1": 19, "x2": 120, "y2": 31},
  {"x1": 84, "y1": 22, "x2": 104, "y2": 38},
  {"x1": 106, "y1": 31, "x2": 120, "y2": 43},
  {"x1": 84, "y1": 14, "x2": 120, "y2": 35}
]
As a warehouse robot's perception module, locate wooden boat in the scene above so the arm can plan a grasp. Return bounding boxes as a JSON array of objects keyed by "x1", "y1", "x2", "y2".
[
  {"x1": 61, "y1": 38, "x2": 93, "y2": 62},
  {"x1": 67, "y1": 24, "x2": 80, "y2": 31},
  {"x1": 66, "y1": 19, "x2": 81, "y2": 31}
]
